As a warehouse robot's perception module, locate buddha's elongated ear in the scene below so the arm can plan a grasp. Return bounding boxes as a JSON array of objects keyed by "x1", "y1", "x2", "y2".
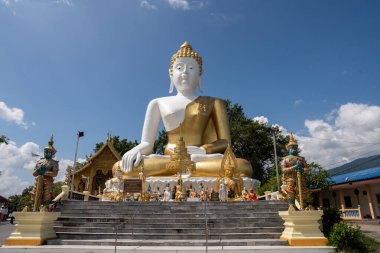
[
  {"x1": 169, "y1": 69, "x2": 174, "y2": 94},
  {"x1": 198, "y1": 76, "x2": 203, "y2": 93},
  {"x1": 169, "y1": 78, "x2": 174, "y2": 94}
]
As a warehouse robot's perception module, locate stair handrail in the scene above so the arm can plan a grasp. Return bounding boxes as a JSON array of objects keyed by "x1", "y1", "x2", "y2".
[
  {"x1": 204, "y1": 197, "x2": 209, "y2": 253},
  {"x1": 114, "y1": 200, "x2": 143, "y2": 253}
]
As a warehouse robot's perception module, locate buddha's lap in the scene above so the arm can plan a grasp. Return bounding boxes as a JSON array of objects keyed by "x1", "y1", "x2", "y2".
[{"x1": 120, "y1": 156, "x2": 252, "y2": 178}]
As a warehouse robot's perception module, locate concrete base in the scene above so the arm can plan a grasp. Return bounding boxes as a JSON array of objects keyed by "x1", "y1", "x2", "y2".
[
  {"x1": 279, "y1": 210, "x2": 328, "y2": 246},
  {"x1": 0, "y1": 245, "x2": 336, "y2": 252},
  {"x1": 3, "y1": 212, "x2": 61, "y2": 246}
]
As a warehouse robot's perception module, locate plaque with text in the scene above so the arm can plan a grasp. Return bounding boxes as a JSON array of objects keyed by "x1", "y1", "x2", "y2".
[
  {"x1": 210, "y1": 192, "x2": 219, "y2": 201},
  {"x1": 124, "y1": 179, "x2": 142, "y2": 193}
]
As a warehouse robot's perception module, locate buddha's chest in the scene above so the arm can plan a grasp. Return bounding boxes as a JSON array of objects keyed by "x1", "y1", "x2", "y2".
[{"x1": 159, "y1": 97, "x2": 213, "y2": 132}]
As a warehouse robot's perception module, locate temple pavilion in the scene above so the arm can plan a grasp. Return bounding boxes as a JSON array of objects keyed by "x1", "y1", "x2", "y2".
[{"x1": 72, "y1": 138, "x2": 120, "y2": 195}]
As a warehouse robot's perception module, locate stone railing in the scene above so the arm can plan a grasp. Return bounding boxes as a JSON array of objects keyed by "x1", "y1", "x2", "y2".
[
  {"x1": 53, "y1": 185, "x2": 101, "y2": 202},
  {"x1": 340, "y1": 206, "x2": 362, "y2": 220}
]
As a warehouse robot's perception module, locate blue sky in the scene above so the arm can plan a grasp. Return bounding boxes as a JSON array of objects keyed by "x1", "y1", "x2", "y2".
[{"x1": 1, "y1": 0, "x2": 380, "y2": 196}]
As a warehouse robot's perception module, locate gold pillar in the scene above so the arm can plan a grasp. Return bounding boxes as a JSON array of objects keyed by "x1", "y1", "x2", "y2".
[
  {"x1": 88, "y1": 169, "x2": 95, "y2": 195},
  {"x1": 365, "y1": 184, "x2": 377, "y2": 219},
  {"x1": 338, "y1": 190, "x2": 345, "y2": 211}
]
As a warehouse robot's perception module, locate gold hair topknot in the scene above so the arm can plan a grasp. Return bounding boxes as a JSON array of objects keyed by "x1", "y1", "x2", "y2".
[{"x1": 170, "y1": 41, "x2": 202, "y2": 76}]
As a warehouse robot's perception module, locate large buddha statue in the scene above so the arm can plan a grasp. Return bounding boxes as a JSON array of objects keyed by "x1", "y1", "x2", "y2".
[{"x1": 116, "y1": 42, "x2": 253, "y2": 178}]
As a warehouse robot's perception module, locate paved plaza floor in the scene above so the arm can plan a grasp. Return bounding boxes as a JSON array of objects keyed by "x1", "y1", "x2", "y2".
[{"x1": 0, "y1": 222, "x2": 15, "y2": 245}]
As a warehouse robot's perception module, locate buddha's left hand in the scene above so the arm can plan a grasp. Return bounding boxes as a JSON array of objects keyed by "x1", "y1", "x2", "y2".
[{"x1": 186, "y1": 146, "x2": 206, "y2": 155}]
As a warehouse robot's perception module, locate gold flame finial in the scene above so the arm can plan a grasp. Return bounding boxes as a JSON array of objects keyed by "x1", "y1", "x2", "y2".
[
  {"x1": 44, "y1": 134, "x2": 57, "y2": 154},
  {"x1": 286, "y1": 132, "x2": 298, "y2": 148},
  {"x1": 170, "y1": 41, "x2": 203, "y2": 76}
]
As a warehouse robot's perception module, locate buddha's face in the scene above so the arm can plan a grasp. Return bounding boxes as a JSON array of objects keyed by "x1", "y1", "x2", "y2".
[{"x1": 171, "y1": 57, "x2": 200, "y2": 94}]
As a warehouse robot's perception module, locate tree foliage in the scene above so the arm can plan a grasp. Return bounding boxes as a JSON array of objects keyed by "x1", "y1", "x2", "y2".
[
  {"x1": 0, "y1": 135, "x2": 9, "y2": 144},
  {"x1": 154, "y1": 130, "x2": 167, "y2": 154},
  {"x1": 226, "y1": 101, "x2": 288, "y2": 183},
  {"x1": 305, "y1": 162, "x2": 334, "y2": 190},
  {"x1": 94, "y1": 136, "x2": 138, "y2": 156}
]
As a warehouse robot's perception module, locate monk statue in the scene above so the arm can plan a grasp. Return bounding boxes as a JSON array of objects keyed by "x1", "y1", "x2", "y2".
[
  {"x1": 103, "y1": 163, "x2": 124, "y2": 201},
  {"x1": 280, "y1": 133, "x2": 311, "y2": 211},
  {"x1": 115, "y1": 41, "x2": 253, "y2": 178}
]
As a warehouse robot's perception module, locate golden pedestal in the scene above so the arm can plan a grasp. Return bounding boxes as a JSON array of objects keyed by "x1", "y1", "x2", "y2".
[
  {"x1": 3, "y1": 212, "x2": 60, "y2": 246},
  {"x1": 279, "y1": 210, "x2": 328, "y2": 246}
]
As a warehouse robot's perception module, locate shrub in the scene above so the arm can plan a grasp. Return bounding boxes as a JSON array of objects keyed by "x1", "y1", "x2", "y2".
[
  {"x1": 322, "y1": 207, "x2": 342, "y2": 236},
  {"x1": 329, "y1": 221, "x2": 379, "y2": 253}
]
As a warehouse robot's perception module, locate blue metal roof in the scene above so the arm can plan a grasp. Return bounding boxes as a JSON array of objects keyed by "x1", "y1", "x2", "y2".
[{"x1": 331, "y1": 166, "x2": 380, "y2": 185}]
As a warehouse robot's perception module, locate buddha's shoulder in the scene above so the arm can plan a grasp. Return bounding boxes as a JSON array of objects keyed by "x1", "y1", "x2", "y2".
[
  {"x1": 198, "y1": 96, "x2": 227, "y2": 105},
  {"x1": 146, "y1": 96, "x2": 172, "y2": 107}
]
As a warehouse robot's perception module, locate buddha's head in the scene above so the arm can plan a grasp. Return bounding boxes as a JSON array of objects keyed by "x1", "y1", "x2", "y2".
[{"x1": 169, "y1": 41, "x2": 202, "y2": 94}]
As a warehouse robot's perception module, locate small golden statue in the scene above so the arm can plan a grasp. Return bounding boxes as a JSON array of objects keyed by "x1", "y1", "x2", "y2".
[
  {"x1": 175, "y1": 185, "x2": 184, "y2": 202},
  {"x1": 280, "y1": 133, "x2": 311, "y2": 211},
  {"x1": 166, "y1": 135, "x2": 195, "y2": 176},
  {"x1": 217, "y1": 145, "x2": 243, "y2": 199}
]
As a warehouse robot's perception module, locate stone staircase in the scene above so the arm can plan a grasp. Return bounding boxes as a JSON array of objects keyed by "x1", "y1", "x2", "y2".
[{"x1": 47, "y1": 200, "x2": 288, "y2": 247}]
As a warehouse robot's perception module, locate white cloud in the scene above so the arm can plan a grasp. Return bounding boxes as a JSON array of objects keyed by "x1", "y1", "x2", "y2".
[
  {"x1": 0, "y1": 170, "x2": 30, "y2": 198},
  {"x1": 296, "y1": 103, "x2": 380, "y2": 169},
  {"x1": 140, "y1": 0, "x2": 157, "y2": 10},
  {"x1": 294, "y1": 99, "x2": 303, "y2": 106},
  {"x1": 210, "y1": 12, "x2": 227, "y2": 21},
  {"x1": 56, "y1": 159, "x2": 73, "y2": 182},
  {"x1": 167, "y1": 0, "x2": 190, "y2": 10},
  {"x1": 0, "y1": 141, "x2": 40, "y2": 197},
  {"x1": 252, "y1": 116, "x2": 269, "y2": 125},
  {"x1": 0, "y1": 101, "x2": 28, "y2": 128},
  {"x1": 0, "y1": 141, "x2": 79, "y2": 197},
  {"x1": 1, "y1": 0, "x2": 19, "y2": 6},
  {"x1": 55, "y1": 0, "x2": 72, "y2": 7}
]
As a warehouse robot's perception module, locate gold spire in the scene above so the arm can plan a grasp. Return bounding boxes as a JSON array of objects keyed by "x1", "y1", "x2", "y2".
[
  {"x1": 286, "y1": 132, "x2": 298, "y2": 148},
  {"x1": 44, "y1": 134, "x2": 57, "y2": 154},
  {"x1": 170, "y1": 41, "x2": 203, "y2": 76},
  {"x1": 221, "y1": 144, "x2": 238, "y2": 177}
]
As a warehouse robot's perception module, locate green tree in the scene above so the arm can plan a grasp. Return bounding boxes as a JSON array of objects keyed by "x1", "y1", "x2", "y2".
[
  {"x1": 94, "y1": 136, "x2": 138, "y2": 156},
  {"x1": 153, "y1": 130, "x2": 167, "y2": 154},
  {"x1": 8, "y1": 186, "x2": 33, "y2": 211},
  {"x1": 0, "y1": 135, "x2": 9, "y2": 144},
  {"x1": 226, "y1": 101, "x2": 288, "y2": 183},
  {"x1": 305, "y1": 162, "x2": 334, "y2": 190}
]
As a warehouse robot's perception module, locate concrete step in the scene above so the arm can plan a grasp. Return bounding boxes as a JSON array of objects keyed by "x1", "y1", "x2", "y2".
[
  {"x1": 57, "y1": 212, "x2": 281, "y2": 219},
  {"x1": 56, "y1": 216, "x2": 284, "y2": 224},
  {"x1": 56, "y1": 232, "x2": 282, "y2": 240},
  {"x1": 54, "y1": 221, "x2": 283, "y2": 228},
  {"x1": 54, "y1": 226, "x2": 284, "y2": 234},
  {"x1": 46, "y1": 238, "x2": 288, "y2": 246}
]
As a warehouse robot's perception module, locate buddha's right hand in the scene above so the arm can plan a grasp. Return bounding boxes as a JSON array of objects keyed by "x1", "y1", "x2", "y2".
[{"x1": 121, "y1": 149, "x2": 143, "y2": 173}]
